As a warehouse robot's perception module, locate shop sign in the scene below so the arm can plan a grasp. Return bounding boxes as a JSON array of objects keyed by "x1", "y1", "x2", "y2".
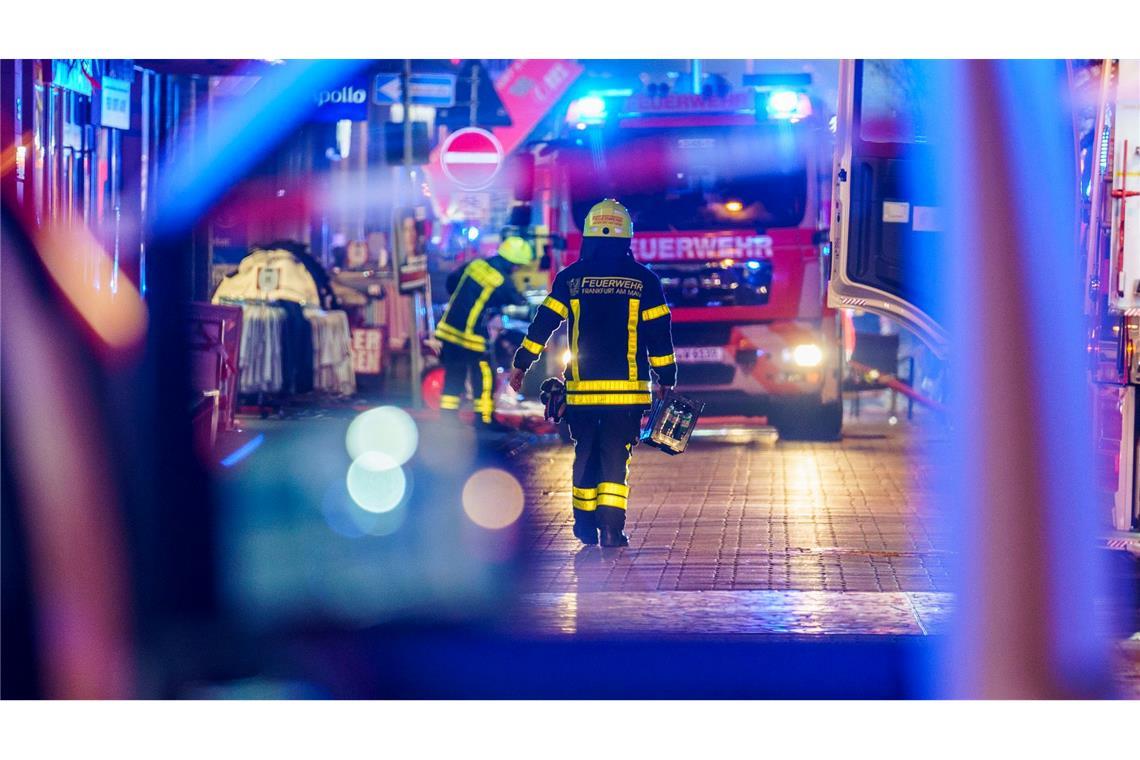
[
  {"x1": 101, "y1": 76, "x2": 131, "y2": 129},
  {"x1": 393, "y1": 207, "x2": 428, "y2": 293},
  {"x1": 351, "y1": 328, "x2": 384, "y2": 374},
  {"x1": 53, "y1": 59, "x2": 98, "y2": 96},
  {"x1": 312, "y1": 79, "x2": 370, "y2": 122},
  {"x1": 488, "y1": 59, "x2": 583, "y2": 156},
  {"x1": 398, "y1": 257, "x2": 428, "y2": 294}
]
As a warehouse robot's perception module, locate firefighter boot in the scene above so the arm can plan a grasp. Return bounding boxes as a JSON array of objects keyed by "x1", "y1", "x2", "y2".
[
  {"x1": 597, "y1": 505, "x2": 629, "y2": 548},
  {"x1": 572, "y1": 508, "x2": 599, "y2": 545}
]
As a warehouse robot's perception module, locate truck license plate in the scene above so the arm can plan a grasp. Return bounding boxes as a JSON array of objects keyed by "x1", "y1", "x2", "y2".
[{"x1": 675, "y1": 346, "x2": 725, "y2": 363}]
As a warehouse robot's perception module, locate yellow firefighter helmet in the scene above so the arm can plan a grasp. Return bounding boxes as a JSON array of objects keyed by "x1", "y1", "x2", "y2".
[
  {"x1": 583, "y1": 198, "x2": 633, "y2": 239},
  {"x1": 496, "y1": 236, "x2": 535, "y2": 266}
]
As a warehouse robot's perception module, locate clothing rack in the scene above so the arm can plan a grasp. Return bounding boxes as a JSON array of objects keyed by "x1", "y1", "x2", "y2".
[{"x1": 218, "y1": 298, "x2": 357, "y2": 417}]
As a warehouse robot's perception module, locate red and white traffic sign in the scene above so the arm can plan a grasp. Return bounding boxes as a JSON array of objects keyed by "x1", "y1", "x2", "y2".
[{"x1": 439, "y1": 127, "x2": 504, "y2": 190}]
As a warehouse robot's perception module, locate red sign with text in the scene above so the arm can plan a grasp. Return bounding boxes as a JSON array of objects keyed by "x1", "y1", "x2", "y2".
[
  {"x1": 487, "y1": 59, "x2": 584, "y2": 156},
  {"x1": 562, "y1": 228, "x2": 818, "y2": 323},
  {"x1": 566, "y1": 228, "x2": 816, "y2": 264},
  {"x1": 351, "y1": 328, "x2": 384, "y2": 374}
]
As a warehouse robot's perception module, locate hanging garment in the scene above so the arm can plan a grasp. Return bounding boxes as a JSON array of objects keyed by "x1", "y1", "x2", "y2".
[
  {"x1": 273, "y1": 299, "x2": 315, "y2": 394},
  {"x1": 262, "y1": 239, "x2": 339, "y2": 310},
  {"x1": 232, "y1": 302, "x2": 286, "y2": 394},
  {"x1": 305, "y1": 308, "x2": 357, "y2": 396},
  {"x1": 212, "y1": 248, "x2": 321, "y2": 306}
]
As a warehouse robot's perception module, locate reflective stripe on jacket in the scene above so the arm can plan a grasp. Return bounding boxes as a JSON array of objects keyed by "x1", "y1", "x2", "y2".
[
  {"x1": 513, "y1": 253, "x2": 676, "y2": 407},
  {"x1": 435, "y1": 257, "x2": 524, "y2": 353}
]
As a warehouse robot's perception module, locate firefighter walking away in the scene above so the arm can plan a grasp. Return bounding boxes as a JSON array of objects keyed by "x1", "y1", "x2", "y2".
[
  {"x1": 509, "y1": 199, "x2": 677, "y2": 546},
  {"x1": 436, "y1": 236, "x2": 532, "y2": 427}
]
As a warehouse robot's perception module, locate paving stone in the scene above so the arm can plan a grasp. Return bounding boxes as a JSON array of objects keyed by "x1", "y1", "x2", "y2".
[{"x1": 510, "y1": 419, "x2": 960, "y2": 635}]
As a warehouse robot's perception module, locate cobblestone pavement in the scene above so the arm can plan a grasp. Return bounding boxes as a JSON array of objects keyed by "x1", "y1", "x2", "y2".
[
  {"x1": 513, "y1": 415, "x2": 956, "y2": 636},
  {"x1": 510, "y1": 413, "x2": 1140, "y2": 696}
]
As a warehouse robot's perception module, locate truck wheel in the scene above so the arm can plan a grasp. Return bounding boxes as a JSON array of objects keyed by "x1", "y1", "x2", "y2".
[
  {"x1": 772, "y1": 398, "x2": 843, "y2": 441},
  {"x1": 811, "y1": 400, "x2": 844, "y2": 441}
]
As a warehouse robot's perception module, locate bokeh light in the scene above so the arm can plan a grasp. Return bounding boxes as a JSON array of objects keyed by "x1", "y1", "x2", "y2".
[
  {"x1": 461, "y1": 468, "x2": 525, "y2": 530},
  {"x1": 32, "y1": 225, "x2": 148, "y2": 350},
  {"x1": 346, "y1": 452, "x2": 407, "y2": 513},
  {"x1": 321, "y1": 478, "x2": 407, "y2": 538},
  {"x1": 345, "y1": 405, "x2": 419, "y2": 464}
]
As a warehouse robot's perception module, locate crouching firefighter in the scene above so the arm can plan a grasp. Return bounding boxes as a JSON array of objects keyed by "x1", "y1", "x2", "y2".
[
  {"x1": 436, "y1": 236, "x2": 533, "y2": 426},
  {"x1": 509, "y1": 199, "x2": 677, "y2": 546}
]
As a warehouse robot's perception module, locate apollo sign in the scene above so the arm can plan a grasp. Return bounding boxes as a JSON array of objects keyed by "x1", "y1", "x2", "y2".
[
  {"x1": 311, "y1": 81, "x2": 370, "y2": 122},
  {"x1": 316, "y1": 86, "x2": 368, "y2": 107}
]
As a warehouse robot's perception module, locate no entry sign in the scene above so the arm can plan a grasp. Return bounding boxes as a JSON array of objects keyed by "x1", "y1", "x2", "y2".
[{"x1": 439, "y1": 127, "x2": 504, "y2": 190}]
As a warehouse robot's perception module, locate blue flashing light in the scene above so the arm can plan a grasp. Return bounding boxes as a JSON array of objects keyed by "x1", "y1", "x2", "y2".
[
  {"x1": 576, "y1": 96, "x2": 606, "y2": 117},
  {"x1": 746, "y1": 260, "x2": 761, "y2": 270},
  {"x1": 766, "y1": 89, "x2": 811, "y2": 121},
  {"x1": 744, "y1": 73, "x2": 812, "y2": 88},
  {"x1": 566, "y1": 95, "x2": 608, "y2": 127},
  {"x1": 591, "y1": 88, "x2": 633, "y2": 98},
  {"x1": 768, "y1": 90, "x2": 799, "y2": 112},
  {"x1": 467, "y1": 226, "x2": 480, "y2": 241}
]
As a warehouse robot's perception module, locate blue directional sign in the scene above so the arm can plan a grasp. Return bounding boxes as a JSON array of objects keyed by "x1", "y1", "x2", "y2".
[
  {"x1": 409, "y1": 74, "x2": 457, "y2": 107},
  {"x1": 374, "y1": 73, "x2": 457, "y2": 107},
  {"x1": 374, "y1": 74, "x2": 403, "y2": 105}
]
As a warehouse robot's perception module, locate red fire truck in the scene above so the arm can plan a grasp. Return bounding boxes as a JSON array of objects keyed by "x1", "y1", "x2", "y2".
[{"x1": 520, "y1": 75, "x2": 844, "y2": 438}]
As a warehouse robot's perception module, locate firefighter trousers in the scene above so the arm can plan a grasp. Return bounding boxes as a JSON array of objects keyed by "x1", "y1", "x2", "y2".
[
  {"x1": 566, "y1": 406, "x2": 643, "y2": 531},
  {"x1": 439, "y1": 342, "x2": 495, "y2": 424}
]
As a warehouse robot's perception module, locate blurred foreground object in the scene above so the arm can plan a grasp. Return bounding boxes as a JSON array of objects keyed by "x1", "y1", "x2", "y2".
[
  {"x1": 830, "y1": 59, "x2": 1114, "y2": 697},
  {"x1": 2, "y1": 210, "x2": 136, "y2": 698}
]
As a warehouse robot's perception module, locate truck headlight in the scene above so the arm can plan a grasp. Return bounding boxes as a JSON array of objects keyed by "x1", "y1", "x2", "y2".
[{"x1": 790, "y1": 343, "x2": 824, "y2": 367}]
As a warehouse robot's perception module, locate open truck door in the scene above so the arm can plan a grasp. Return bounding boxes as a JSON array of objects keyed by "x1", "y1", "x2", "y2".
[{"x1": 829, "y1": 60, "x2": 948, "y2": 357}]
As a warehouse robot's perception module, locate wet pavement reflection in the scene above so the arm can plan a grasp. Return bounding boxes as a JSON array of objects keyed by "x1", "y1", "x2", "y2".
[{"x1": 515, "y1": 417, "x2": 952, "y2": 635}]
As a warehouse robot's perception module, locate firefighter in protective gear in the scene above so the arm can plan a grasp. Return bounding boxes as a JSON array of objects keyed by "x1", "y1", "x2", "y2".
[
  {"x1": 509, "y1": 199, "x2": 677, "y2": 547},
  {"x1": 436, "y1": 236, "x2": 531, "y2": 425}
]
